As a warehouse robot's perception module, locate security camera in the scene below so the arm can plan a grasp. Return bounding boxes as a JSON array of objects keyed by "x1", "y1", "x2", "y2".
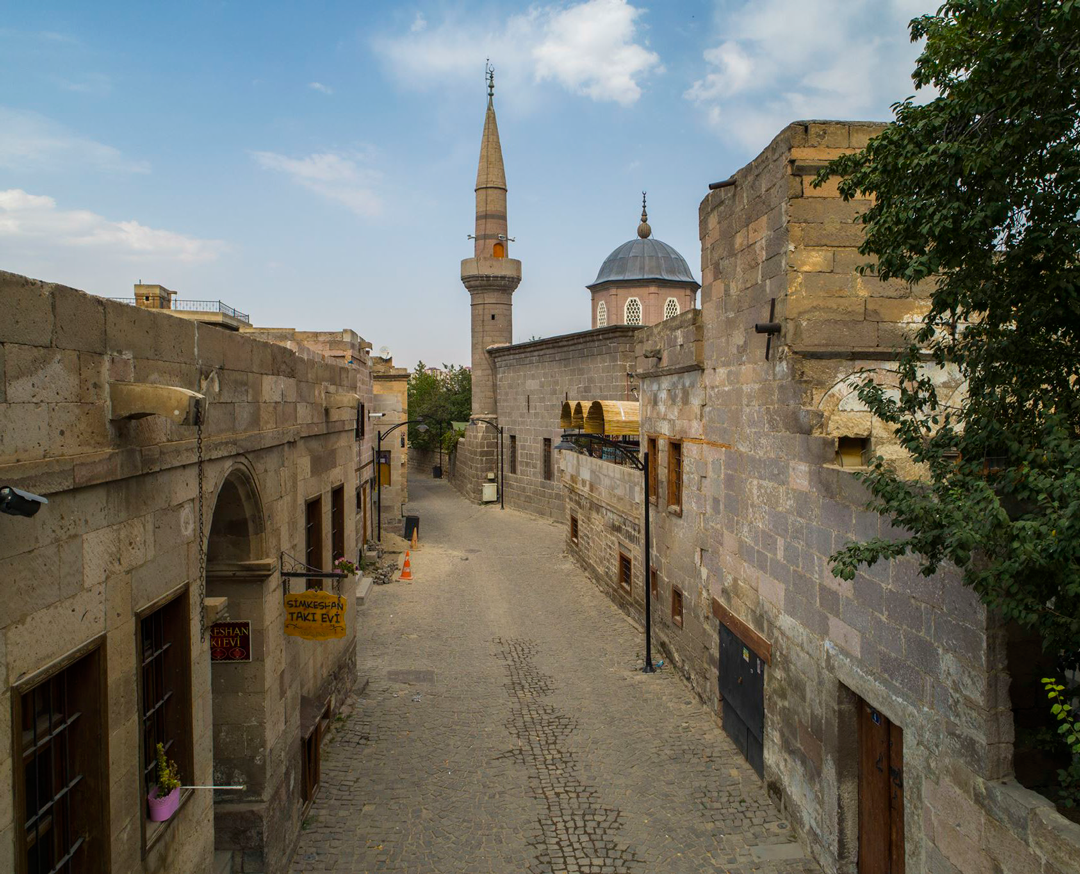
[{"x1": 0, "y1": 486, "x2": 48, "y2": 518}]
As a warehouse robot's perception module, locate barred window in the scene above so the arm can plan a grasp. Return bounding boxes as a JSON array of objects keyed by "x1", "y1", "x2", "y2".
[
  {"x1": 624, "y1": 297, "x2": 642, "y2": 325},
  {"x1": 306, "y1": 495, "x2": 324, "y2": 575},
  {"x1": 647, "y1": 436, "x2": 658, "y2": 504},
  {"x1": 15, "y1": 641, "x2": 107, "y2": 874},
  {"x1": 597, "y1": 300, "x2": 607, "y2": 327},
  {"x1": 672, "y1": 587, "x2": 684, "y2": 627},
  {"x1": 509, "y1": 435, "x2": 517, "y2": 474},
  {"x1": 139, "y1": 590, "x2": 193, "y2": 833},
  {"x1": 331, "y1": 485, "x2": 345, "y2": 564},
  {"x1": 543, "y1": 438, "x2": 553, "y2": 481},
  {"x1": 570, "y1": 515, "x2": 579, "y2": 543},
  {"x1": 618, "y1": 551, "x2": 632, "y2": 593},
  {"x1": 664, "y1": 297, "x2": 680, "y2": 319}
]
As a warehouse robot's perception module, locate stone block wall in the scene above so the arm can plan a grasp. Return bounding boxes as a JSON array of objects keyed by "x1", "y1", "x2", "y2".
[
  {"x1": 488, "y1": 326, "x2": 639, "y2": 519},
  {"x1": 373, "y1": 366, "x2": 409, "y2": 536},
  {"x1": 0, "y1": 271, "x2": 372, "y2": 874},
  {"x1": 691, "y1": 122, "x2": 1080, "y2": 873}
]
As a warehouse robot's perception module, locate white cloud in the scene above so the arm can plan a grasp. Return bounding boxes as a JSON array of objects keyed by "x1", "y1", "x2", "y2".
[
  {"x1": 54, "y1": 72, "x2": 113, "y2": 96},
  {"x1": 308, "y1": 81, "x2": 333, "y2": 95},
  {"x1": 0, "y1": 189, "x2": 227, "y2": 263},
  {"x1": 251, "y1": 150, "x2": 383, "y2": 217},
  {"x1": 0, "y1": 107, "x2": 150, "y2": 174},
  {"x1": 685, "y1": 0, "x2": 930, "y2": 150},
  {"x1": 410, "y1": 12, "x2": 427, "y2": 33},
  {"x1": 373, "y1": 0, "x2": 661, "y2": 107}
]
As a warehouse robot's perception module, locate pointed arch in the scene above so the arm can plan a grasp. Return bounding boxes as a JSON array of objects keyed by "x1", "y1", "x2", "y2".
[
  {"x1": 624, "y1": 297, "x2": 642, "y2": 326},
  {"x1": 597, "y1": 300, "x2": 608, "y2": 327},
  {"x1": 664, "y1": 297, "x2": 680, "y2": 319},
  {"x1": 207, "y1": 463, "x2": 267, "y2": 563}
]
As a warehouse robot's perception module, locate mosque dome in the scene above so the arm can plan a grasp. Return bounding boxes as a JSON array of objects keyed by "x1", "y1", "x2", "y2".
[{"x1": 587, "y1": 195, "x2": 700, "y2": 290}]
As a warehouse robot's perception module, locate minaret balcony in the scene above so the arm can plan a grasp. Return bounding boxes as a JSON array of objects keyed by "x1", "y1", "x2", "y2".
[{"x1": 460, "y1": 256, "x2": 522, "y2": 291}]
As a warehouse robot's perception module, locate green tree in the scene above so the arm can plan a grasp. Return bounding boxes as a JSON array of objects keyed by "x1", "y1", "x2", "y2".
[
  {"x1": 820, "y1": 0, "x2": 1079, "y2": 798},
  {"x1": 406, "y1": 363, "x2": 471, "y2": 450}
]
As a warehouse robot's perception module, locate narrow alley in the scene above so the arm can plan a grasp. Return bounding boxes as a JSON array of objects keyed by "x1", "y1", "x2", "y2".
[{"x1": 291, "y1": 477, "x2": 817, "y2": 874}]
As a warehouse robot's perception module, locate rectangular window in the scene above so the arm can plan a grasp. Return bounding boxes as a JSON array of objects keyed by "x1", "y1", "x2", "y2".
[
  {"x1": 667, "y1": 440, "x2": 683, "y2": 511},
  {"x1": 543, "y1": 438, "x2": 553, "y2": 481},
  {"x1": 356, "y1": 402, "x2": 365, "y2": 440},
  {"x1": 570, "y1": 515, "x2": 579, "y2": 543},
  {"x1": 650, "y1": 568, "x2": 658, "y2": 600},
  {"x1": 139, "y1": 590, "x2": 193, "y2": 834},
  {"x1": 14, "y1": 640, "x2": 107, "y2": 874},
  {"x1": 618, "y1": 551, "x2": 632, "y2": 594},
  {"x1": 301, "y1": 703, "x2": 331, "y2": 805},
  {"x1": 331, "y1": 485, "x2": 345, "y2": 564},
  {"x1": 306, "y1": 495, "x2": 324, "y2": 573},
  {"x1": 647, "y1": 436, "x2": 658, "y2": 505},
  {"x1": 509, "y1": 435, "x2": 517, "y2": 475},
  {"x1": 671, "y1": 587, "x2": 684, "y2": 627}
]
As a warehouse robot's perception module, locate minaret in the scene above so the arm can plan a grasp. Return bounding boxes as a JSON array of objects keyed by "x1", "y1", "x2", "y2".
[{"x1": 461, "y1": 62, "x2": 521, "y2": 418}]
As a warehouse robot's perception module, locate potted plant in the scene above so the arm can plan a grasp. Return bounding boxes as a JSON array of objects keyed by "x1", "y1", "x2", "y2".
[
  {"x1": 147, "y1": 742, "x2": 182, "y2": 822},
  {"x1": 333, "y1": 556, "x2": 358, "y2": 577}
]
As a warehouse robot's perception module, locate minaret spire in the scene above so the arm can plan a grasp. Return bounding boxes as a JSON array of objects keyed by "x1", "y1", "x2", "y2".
[{"x1": 461, "y1": 62, "x2": 521, "y2": 421}]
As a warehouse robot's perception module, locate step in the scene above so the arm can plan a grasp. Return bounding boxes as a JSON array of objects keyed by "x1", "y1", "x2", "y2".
[{"x1": 356, "y1": 576, "x2": 373, "y2": 605}]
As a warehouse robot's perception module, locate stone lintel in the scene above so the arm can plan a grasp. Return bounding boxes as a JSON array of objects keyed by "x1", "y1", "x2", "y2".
[
  {"x1": 712, "y1": 598, "x2": 772, "y2": 665},
  {"x1": 325, "y1": 391, "x2": 360, "y2": 410}
]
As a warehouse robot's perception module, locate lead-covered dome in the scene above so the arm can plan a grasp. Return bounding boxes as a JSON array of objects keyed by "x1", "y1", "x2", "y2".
[{"x1": 588, "y1": 236, "x2": 699, "y2": 289}]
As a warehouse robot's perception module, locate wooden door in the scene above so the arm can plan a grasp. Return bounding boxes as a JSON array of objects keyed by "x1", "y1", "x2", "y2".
[
  {"x1": 361, "y1": 484, "x2": 368, "y2": 546},
  {"x1": 858, "y1": 701, "x2": 904, "y2": 873},
  {"x1": 719, "y1": 623, "x2": 765, "y2": 777}
]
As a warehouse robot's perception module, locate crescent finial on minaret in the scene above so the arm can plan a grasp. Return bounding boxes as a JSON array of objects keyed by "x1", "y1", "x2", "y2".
[{"x1": 486, "y1": 60, "x2": 495, "y2": 99}]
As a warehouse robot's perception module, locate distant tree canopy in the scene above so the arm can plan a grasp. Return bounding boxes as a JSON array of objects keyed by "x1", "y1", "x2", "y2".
[
  {"x1": 406, "y1": 363, "x2": 471, "y2": 451},
  {"x1": 820, "y1": 0, "x2": 1079, "y2": 803}
]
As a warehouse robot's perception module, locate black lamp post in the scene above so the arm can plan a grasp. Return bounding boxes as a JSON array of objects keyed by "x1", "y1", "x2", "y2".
[
  {"x1": 377, "y1": 419, "x2": 429, "y2": 541},
  {"x1": 470, "y1": 417, "x2": 504, "y2": 510},
  {"x1": 555, "y1": 431, "x2": 654, "y2": 674}
]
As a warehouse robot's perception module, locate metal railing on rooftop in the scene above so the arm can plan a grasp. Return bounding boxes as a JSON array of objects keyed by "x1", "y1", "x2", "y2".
[{"x1": 107, "y1": 297, "x2": 250, "y2": 324}]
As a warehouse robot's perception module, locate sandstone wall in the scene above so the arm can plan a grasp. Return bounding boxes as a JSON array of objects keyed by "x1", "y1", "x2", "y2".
[
  {"x1": 488, "y1": 326, "x2": 639, "y2": 519},
  {"x1": 0, "y1": 271, "x2": 372, "y2": 874}
]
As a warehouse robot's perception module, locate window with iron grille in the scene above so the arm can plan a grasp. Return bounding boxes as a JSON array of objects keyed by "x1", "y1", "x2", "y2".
[
  {"x1": 667, "y1": 440, "x2": 683, "y2": 511},
  {"x1": 306, "y1": 495, "x2": 324, "y2": 576},
  {"x1": 570, "y1": 515, "x2": 578, "y2": 543},
  {"x1": 14, "y1": 641, "x2": 107, "y2": 874},
  {"x1": 664, "y1": 297, "x2": 680, "y2": 319},
  {"x1": 597, "y1": 300, "x2": 607, "y2": 327},
  {"x1": 356, "y1": 403, "x2": 365, "y2": 440},
  {"x1": 139, "y1": 591, "x2": 193, "y2": 832},
  {"x1": 509, "y1": 435, "x2": 517, "y2": 474},
  {"x1": 624, "y1": 297, "x2": 642, "y2": 325},
  {"x1": 647, "y1": 436, "x2": 658, "y2": 504},
  {"x1": 650, "y1": 568, "x2": 658, "y2": 600},
  {"x1": 671, "y1": 587, "x2": 684, "y2": 627},
  {"x1": 331, "y1": 485, "x2": 345, "y2": 564},
  {"x1": 618, "y1": 551, "x2": 632, "y2": 593},
  {"x1": 543, "y1": 438, "x2": 553, "y2": 481}
]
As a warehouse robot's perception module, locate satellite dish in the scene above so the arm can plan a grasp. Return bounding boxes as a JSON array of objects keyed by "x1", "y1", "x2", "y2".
[{"x1": 377, "y1": 346, "x2": 392, "y2": 359}]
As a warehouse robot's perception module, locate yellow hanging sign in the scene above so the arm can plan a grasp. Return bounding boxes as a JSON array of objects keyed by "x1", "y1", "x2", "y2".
[{"x1": 284, "y1": 590, "x2": 347, "y2": 641}]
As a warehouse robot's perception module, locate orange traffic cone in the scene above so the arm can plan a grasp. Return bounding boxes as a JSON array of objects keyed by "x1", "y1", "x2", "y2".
[
  {"x1": 410, "y1": 528, "x2": 419, "y2": 549},
  {"x1": 399, "y1": 551, "x2": 413, "y2": 581}
]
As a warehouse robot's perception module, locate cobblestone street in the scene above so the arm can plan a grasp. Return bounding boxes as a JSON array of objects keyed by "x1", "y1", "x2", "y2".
[{"x1": 291, "y1": 478, "x2": 818, "y2": 874}]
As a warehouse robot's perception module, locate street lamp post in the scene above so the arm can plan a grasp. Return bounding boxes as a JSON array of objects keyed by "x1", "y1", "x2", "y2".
[
  {"x1": 555, "y1": 431, "x2": 654, "y2": 673},
  {"x1": 377, "y1": 419, "x2": 429, "y2": 542},
  {"x1": 470, "y1": 417, "x2": 504, "y2": 510}
]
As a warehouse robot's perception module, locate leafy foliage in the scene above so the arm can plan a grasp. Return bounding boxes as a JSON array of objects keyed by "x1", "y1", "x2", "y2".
[
  {"x1": 155, "y1": 742, "x2": 181, "y2": 793},
  {"x1": 406, "y1": 362, "x2": 471, "y2": 450},
  {"x1": 1043, "y1": 677, "x2": 1080, "y2": 806},
  {"x1": 818, "y1": 0, "x2": 1080, "y2": 773}
]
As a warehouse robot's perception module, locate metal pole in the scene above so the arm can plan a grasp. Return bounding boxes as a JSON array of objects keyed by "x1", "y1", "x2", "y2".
[
  {"x1": 643, "y1": 450, "x2": 654, "y2": 673},
  {"x1": 499, "y1": 426, "x2": 505, "y2": 510},
  {"x1": 377, "y1": 430, "x2": 383, "y2": 542}
]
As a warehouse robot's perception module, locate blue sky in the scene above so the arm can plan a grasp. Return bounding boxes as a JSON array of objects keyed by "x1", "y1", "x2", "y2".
[{"x1": 0, "y1": 1, "x2": 930, "y2": 368}]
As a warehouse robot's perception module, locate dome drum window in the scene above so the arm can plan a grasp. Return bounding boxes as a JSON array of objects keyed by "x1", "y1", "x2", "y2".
[
  {"x1": 664, "y1": 297, "x2": 680, "y2": 319},
  {"x1": 624, "y1": 297, "x2": 642, "y2": 326},
  {"x1": 597, "y1": 300, "x2": 607, "y2": 327}
]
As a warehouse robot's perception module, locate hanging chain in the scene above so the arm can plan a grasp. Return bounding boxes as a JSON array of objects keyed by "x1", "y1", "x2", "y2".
[{"x1": 196, "y1": 402, "x2": 207, "y2": 642}]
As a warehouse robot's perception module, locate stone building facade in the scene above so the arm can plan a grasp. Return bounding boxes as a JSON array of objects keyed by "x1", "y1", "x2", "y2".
[
  {"x1": 0, "y1": 271, "x2": 378, "y2": 874},
  {"x1": 555, "y1": 121, "x2": 1080, "y2": 873},
  {"x1": 372, "y1": 357, "x2": 410, "y2": 537}
]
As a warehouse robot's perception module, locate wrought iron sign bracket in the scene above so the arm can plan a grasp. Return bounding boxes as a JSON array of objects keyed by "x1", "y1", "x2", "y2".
[
  {"x1": 280, "y1": 552, "x2": 347, "y2": 583},
  {"x1": 754, "y1": 298, "x2": 781, "y2": 360}
]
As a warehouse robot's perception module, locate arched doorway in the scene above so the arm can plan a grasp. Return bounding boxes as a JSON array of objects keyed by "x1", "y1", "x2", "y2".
[{"x1": 204, "y1": 465, "x2": 276, "y2": 871}]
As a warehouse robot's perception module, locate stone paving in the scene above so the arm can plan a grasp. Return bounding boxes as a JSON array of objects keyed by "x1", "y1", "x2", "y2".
[{"x1": 291, "y1": 478, "x2": 819, "y2": 873}]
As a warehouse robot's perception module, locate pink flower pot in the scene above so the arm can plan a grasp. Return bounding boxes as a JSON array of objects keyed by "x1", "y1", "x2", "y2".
[{"x1": 147, "y1": 785, "x2": 180, "y2": 822}]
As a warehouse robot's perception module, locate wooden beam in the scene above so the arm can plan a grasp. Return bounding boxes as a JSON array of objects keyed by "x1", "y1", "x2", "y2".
[{"x1": 712, "y1": 598, "x2": 772, "y2": 665}]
